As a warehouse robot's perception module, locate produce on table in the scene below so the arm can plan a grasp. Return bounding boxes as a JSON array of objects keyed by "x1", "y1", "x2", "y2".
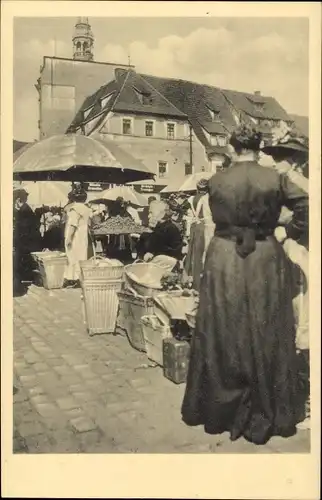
[{"x1": 92, "y1": 216, "x2": 143, "y2": 235}]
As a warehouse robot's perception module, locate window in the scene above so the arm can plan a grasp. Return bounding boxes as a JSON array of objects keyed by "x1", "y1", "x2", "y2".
[
  {"x1": 185, "y1": 163, "x2": 193, "y2": 176},
  {"x1": 158, "y1": 161, "x2": 168, "y2": 178},
  {"x1": 217, "y1": 136, "x2": 226, "y2": 147},
  {"x1": 167, "y1": 123, "x2": 175, "y2": 140},
  {"x1": 122, "y1": 118, "x2": 132, "y2": 135},
  {"x1": 210, "y1": 135, "x2": 218, "y2": 146},
  {"x1": 101, "y1": 93, "x2": 114, "y2": 109},
  {"x1": 84, "y1": 107, "x2": 92, "y2": 120},
  {"x1": 254, "y1": 102, "x2": 265, "y2": 113},
  {"x1": 133, "y1": 87, "x2": 152, "y2": 105},
  {"x1": 232, "y1": 110, "x2": 241, "y2": 125},
  {"x1": 207, "y1": 106, "x2": 220, "y2": 122},
  {"x1": 145, "y1": 121, "x2": 154, "y2": 137}
]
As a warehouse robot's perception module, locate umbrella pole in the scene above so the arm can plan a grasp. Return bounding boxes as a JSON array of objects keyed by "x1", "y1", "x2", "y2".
[{"x1": 43, "y1": 204, "x2": 46, "y2": 233}]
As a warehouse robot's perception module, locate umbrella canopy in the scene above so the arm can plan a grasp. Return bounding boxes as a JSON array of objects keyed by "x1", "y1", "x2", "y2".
[
  {"x1": 161, "y1": 172, "x2": 213, "y2": 194},
  {"x1": 13, "y1": 134, "x2": 154, "y2": 183},
  {"x1": 19, "y1": 181, "x2": 71, "y2": 208},
  {"x1": 87, "y1": 185, "x2": 149, "y2": 207}
]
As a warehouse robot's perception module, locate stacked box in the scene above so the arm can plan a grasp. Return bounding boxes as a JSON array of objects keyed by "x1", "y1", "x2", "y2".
[{"x1": 163, "y1": 337, "x2": 191, "y2": 384}]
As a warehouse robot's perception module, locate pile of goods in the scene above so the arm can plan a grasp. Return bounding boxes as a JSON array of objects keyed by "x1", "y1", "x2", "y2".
[
  {"x1": 92, "y1": 215, "x2": 143, "y2": 236},
  {"x1": 160, "y1": 273, "x2": 198, "y2": 298},
  {"x1": 160, "y1": 272, "x2": 182, "y2": 291}
]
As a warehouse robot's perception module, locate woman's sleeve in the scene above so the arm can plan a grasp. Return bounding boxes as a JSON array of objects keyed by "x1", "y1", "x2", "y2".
[
  {"x1": 68, "y1": 209, "x2": 81, "y2": 228},
  {"x1": 280, "y1": 173, "x2": 309, "y2": 242}
]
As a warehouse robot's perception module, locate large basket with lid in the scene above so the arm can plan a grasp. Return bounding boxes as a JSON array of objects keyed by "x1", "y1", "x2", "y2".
[
  {"x1": 124, "y1": 262, "x2": 168, "y2": 297},
  {"x1": 80, "y1": 256, "x2": 124, "y2": 282},
  {"x1": 31, "y1": 251, "x2": 67, "y2": 289}
]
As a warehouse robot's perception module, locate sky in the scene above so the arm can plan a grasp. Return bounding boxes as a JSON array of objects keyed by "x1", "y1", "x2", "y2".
[{"x1": 14, "y1": 17, "x2": 309, "y2": 142}]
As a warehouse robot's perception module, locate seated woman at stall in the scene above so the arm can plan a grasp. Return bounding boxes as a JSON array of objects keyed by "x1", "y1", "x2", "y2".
[{"x1": 138, "y1": 200, "x2": 183, "y2": 263}]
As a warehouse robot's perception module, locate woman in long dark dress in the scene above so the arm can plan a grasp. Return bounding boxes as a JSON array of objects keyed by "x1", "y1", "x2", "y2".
[{"x1": 181, "y1": 125, "x2": 309, "y2": 445}]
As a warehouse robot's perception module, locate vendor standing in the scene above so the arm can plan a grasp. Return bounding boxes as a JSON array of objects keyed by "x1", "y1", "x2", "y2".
[
  {"x1": 139, "y1": 200, "x2": 183, "y2": 262},
  {"x1": 13, "y1": 188, "x2": 41, "y2": 294},
  {"x1": 183, "y1": 179, "x2": 215, "y2": 291},
  {"x1": 63, "y1": 186, "x2": 93, "y2": 289}
]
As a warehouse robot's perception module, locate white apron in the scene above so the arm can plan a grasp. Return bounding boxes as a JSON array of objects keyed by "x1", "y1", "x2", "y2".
[
  {"x1": 64, "y1": 203, "x2": 92, "y2": 281},
  {"x1": 190, "y1": 193, "x2": 215, "y2": 265}
]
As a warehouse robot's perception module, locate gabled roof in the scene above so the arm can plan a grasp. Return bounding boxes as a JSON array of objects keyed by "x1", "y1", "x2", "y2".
[
  {"x1": 69, "y1": 79, "x2": 119, "y2": 130},
  {"x1": 67, "y1": 69, "x2": 293, "y2": 155},
  {"x1": 221, "y1": 89, "x2": 290, "y2": 121},
  {"x1": 141, "y1": 74, "x2": 234, "y2": 137}
]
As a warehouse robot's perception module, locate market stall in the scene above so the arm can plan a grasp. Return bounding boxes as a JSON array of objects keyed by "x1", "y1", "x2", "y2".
[{"x1": 88, "y1": 186, "x2": 150, "y2": 262}]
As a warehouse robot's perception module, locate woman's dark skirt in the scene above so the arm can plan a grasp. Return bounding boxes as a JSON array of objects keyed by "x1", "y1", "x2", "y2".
[{"x1": 181, "y1": 235, "x2": 302, "y2": 445}]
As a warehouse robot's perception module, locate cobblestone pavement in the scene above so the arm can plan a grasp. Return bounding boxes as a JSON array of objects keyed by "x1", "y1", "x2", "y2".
[{"x1": 13, "y1": 285, "x2": 310, "y2": 454}]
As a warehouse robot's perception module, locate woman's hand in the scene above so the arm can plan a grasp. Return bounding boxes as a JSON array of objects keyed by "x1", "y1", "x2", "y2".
[
  {"x1": 143, "y1": 252, "x2": 154, "y2": 262},
  {"x1": 274, "y1": 226, "x2": 287, "y2": 243}
]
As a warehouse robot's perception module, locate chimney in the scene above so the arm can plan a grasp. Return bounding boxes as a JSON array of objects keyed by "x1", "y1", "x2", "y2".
[{"x1": 254, "y1": 90, "x2": 261, "y2": 96}]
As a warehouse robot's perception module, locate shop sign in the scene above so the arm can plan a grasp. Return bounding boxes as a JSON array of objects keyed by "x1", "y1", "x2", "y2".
[{"x1": 140, "y1": 184, "x2": 155, "y2": 193}]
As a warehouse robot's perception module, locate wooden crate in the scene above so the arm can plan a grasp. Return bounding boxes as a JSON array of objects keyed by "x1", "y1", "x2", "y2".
[{"x1": 116, "y1": 291, "x2": 155, "y2": 352}]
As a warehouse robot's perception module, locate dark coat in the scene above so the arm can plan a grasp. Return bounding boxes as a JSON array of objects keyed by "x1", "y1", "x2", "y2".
[{"x1": 145, "y1": 218, "x2": 183, "y2": 260}]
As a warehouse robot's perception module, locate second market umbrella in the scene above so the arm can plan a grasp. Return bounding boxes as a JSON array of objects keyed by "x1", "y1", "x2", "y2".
[{"x1": 87, "y1": 186, "x2": 149, "y2": 207}]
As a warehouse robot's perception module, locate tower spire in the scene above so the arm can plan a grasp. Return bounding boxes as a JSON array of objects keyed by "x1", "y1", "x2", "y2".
[{"x1": 72, "y1": 17, "x2": 94, "y2": 61}]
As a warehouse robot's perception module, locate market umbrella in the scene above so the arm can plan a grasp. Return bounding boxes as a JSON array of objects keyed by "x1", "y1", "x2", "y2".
[
  {"x1": 87, "y1": 185, "x2": 149, "y2": 207},
  {"x1": 13, "y1": 133, "x2": 154, "y2": 183},
  {"x1": 161, "y1": 172, "x2": 213, "y2": 194},
  {"x1": 20, "y1": 181, "x2": 71, "y2": 208}
]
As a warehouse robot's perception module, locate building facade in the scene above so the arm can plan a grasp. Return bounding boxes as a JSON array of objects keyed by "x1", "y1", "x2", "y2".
[
  {"x1": 67, "y1": 68, "x2": 294, "y2": 191},
  {"x1": 34, "y1": 18, "x2": 132, "y2": 139}
]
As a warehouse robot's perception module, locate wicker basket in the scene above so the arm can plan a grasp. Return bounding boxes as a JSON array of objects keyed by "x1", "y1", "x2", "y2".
[
  {"x1": 80, "y1": 257, "x2": 124, "y2": 282},
  {"x1": 141, "y1": 315, "x2": 172, "y2": 366},
  {"x1": 124, "y1": 262, "x2": 165, "y2": 297},
  {"x1": 32, "y1": 253, "x2": 67, "y2": 290},
  {"x1": 82, "y1": 278, "x2": 122, "y2": 336},
  {"x1": 116, "y1": 291, "x2": 155, "y2": 351}
]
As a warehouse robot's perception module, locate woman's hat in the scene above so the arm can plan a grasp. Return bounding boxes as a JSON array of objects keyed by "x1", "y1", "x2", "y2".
[
  {"x1": 197, "y1": 178, "x2": 209, "y2": 191},
  {"x1": 261, "y1": 123, "x2": 308, "y2": 157},
  {"x1": 13, "y1": 188, "x2": 28, "y2": 203},
  {"x1": 261, "y1": 138, "x2": 308, "y2": 156}
]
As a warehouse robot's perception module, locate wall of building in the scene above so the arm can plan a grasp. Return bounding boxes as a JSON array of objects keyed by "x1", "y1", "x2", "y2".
[
  {"x1": 96, "y1": 114, "x2": 210, "y2": 188},
  {"x1": 100, "y1": 112, "x2": 189, "y2": 140},
  {"x1": 38, "y1": 57, "x2": 130, "y2": 139}
]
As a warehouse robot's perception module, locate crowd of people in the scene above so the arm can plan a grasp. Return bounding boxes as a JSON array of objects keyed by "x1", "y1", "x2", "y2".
[{"x1": 13, "y1": 122, "x2": 310, "y2": 445}]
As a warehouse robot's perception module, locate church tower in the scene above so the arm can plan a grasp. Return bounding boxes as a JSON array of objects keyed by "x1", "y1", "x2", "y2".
[{"x1": 72, "y1": 17, "x2": 94, "y2": 61}]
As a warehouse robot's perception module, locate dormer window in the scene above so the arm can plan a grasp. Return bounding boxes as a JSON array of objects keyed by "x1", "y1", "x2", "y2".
[
  {"x1": 83, "y1": 107, "x2": 92, "y2": 120},
  {"x1": 101, "y1": 93, "x2": 114, "y2": 109},
  {"x1": 247, "y1": 96, "x2": 265, "y2": 113},
  {"x1": 254, "y1": 103, "x2": 264, "y2": 113},
  {"x1": 206, "y1": 105, "x2": 220, "y2": 122},
  {"x1": 133, "y1": 87, "x2": 152, "y2": 105}
]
